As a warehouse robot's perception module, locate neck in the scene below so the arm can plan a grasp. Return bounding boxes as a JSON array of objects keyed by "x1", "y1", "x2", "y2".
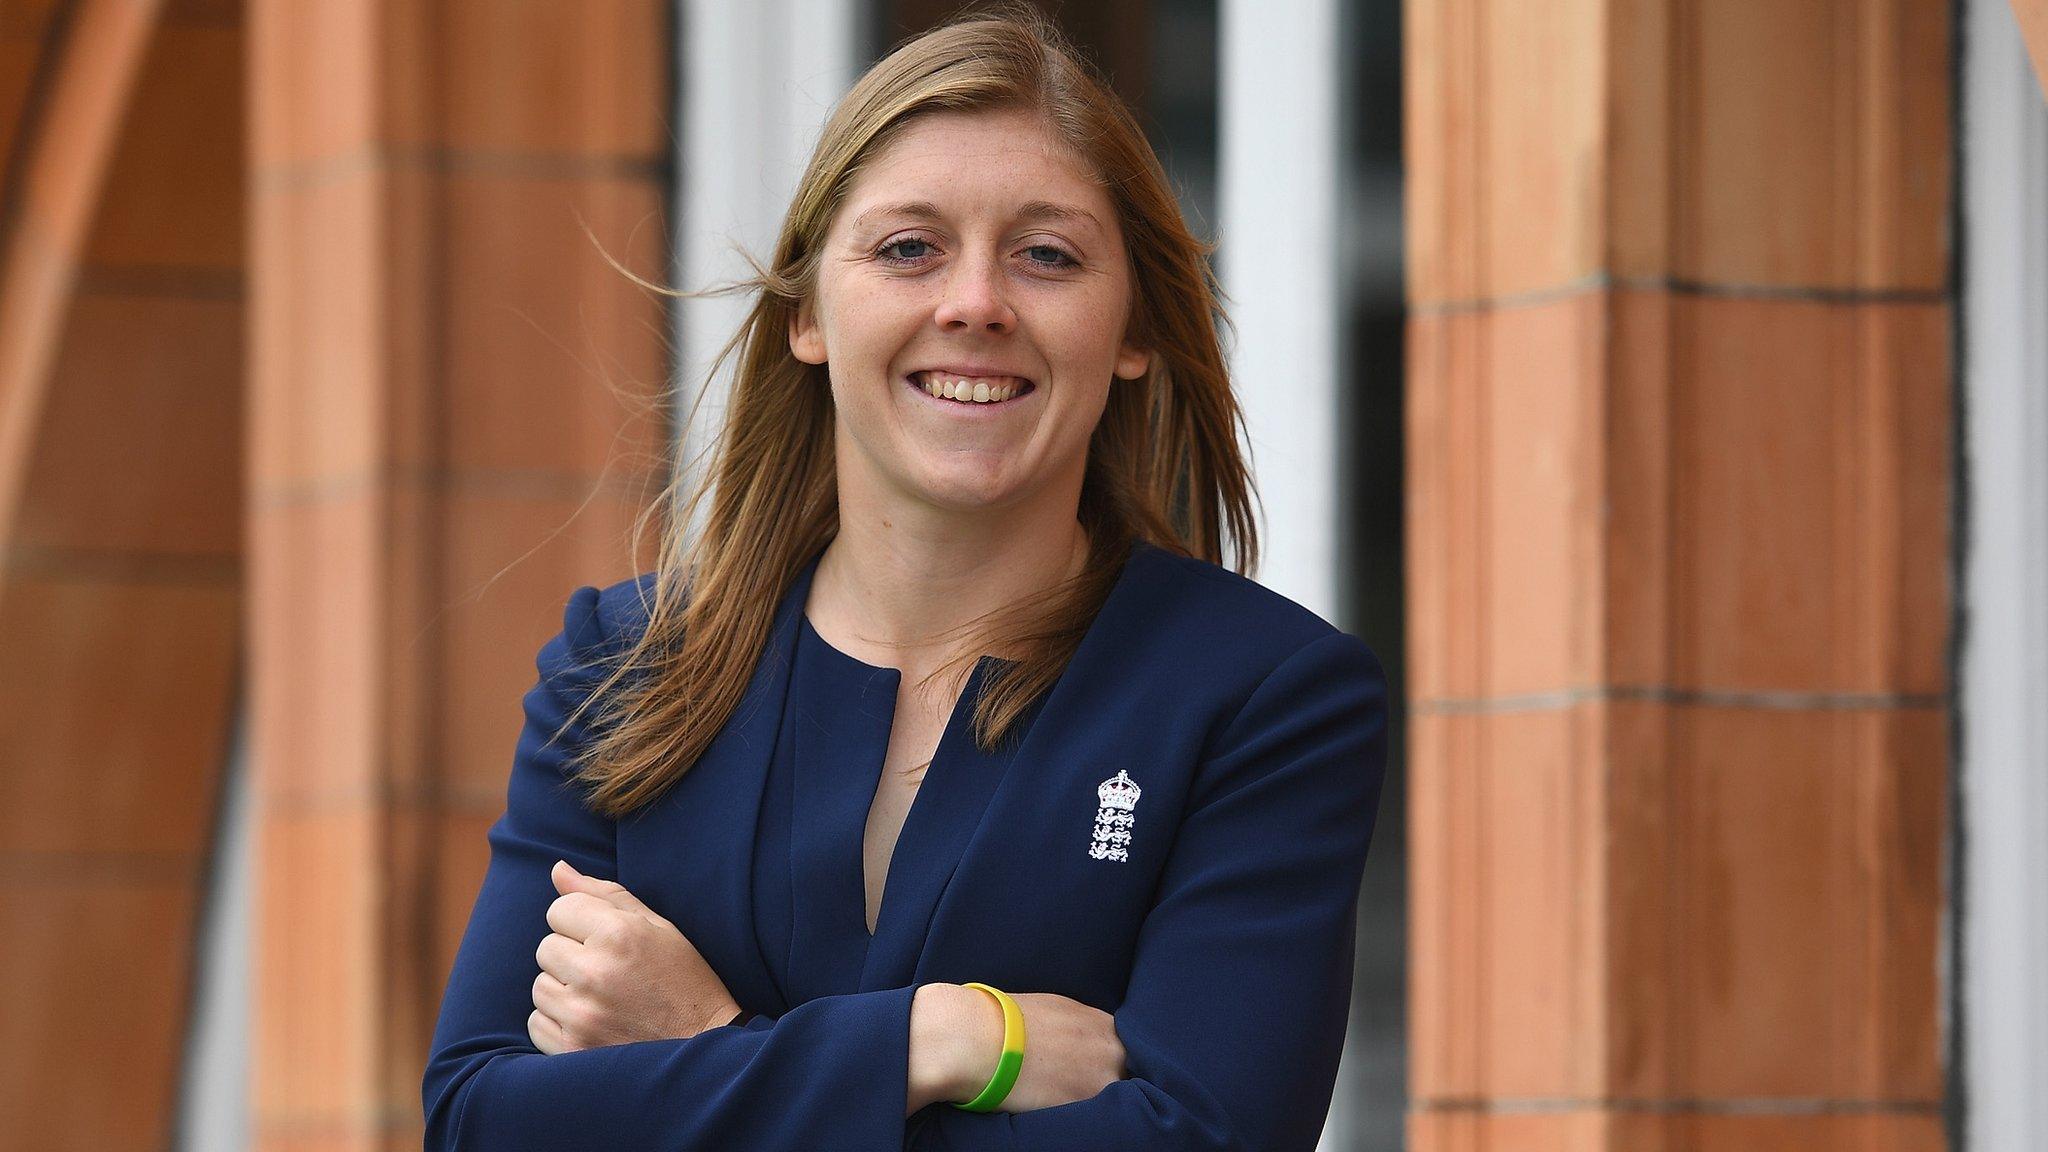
[{"x1": 805, "y1": 502, "x2": 1090, "y2": 677}]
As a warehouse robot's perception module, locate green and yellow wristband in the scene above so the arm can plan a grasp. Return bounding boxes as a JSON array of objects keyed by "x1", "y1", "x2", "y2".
[{"x1": 952, "y1": 982, "x2": 1025, "y2": 1112}]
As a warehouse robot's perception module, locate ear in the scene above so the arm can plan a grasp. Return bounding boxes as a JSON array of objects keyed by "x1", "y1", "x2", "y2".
[
  {"x1": 1113, "y1": 340, "x2": 1151, "y2": 381},
  {"x1": 789, "y1": 298, "x2": 827, "y2": 366}
]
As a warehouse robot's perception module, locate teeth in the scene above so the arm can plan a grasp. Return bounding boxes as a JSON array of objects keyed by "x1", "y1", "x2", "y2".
[{"x1": 916, "y1": 371, "x2": 1027, "y2": 404}]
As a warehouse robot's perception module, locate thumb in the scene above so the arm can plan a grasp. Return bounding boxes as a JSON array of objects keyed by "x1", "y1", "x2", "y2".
[
  {"x1": 552, "y1": 859, "x2": 655, "y2": 916},
  {"x1": 551, "y1": 859, "x2": 581, "y2": 892}
]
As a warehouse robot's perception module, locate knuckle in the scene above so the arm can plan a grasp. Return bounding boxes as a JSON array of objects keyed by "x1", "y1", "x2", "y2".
[{"x1": 558, "y1": 1009, "x2": 591, "y2": 1046}]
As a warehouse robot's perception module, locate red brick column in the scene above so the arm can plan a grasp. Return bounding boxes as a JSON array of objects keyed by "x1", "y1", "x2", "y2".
[
  {"x1": 0, "y1": 3, "x2": 242, "y2": 1148},
  {"x1": 247, "y1": 4, "x2": 670, "y2": 1146},
  {"x1": 1404, "y1": 2, "x2": 1951, "y2": 1148}
]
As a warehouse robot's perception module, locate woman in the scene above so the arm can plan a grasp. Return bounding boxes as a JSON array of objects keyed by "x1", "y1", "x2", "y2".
[{"x1": 422, "y1": 6, "x2": 1388, "y2": 1150}]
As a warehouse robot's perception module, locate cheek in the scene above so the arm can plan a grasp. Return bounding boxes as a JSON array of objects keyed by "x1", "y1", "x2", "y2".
[
  {"x1": 840, "y1": 279, "x2": 920, "y2": 332},
  {"x1": 1041, "y1": 379, "x2": 1113, "y2": 450},
  {"x1": 811, "y1": 274, "x2": 895, "y2": 354},
  {"x1": 1076, "y1": 382, "x2": 1114, "y2": 430},
  {"x1": 1049, "y1": 290, "x2": 1133, "y2": 364}
]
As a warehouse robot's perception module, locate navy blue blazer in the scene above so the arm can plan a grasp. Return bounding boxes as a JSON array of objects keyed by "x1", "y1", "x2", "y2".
[{"x1": 423, "y1": 538, "x2": 1390, "y2": 1151}]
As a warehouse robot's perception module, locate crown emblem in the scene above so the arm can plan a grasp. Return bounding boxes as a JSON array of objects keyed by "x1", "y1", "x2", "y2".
[
  {"x1": 1097, "y1": 769, "x2": 1141, "y2": 811},
  {"x1": 1088, "y1": 770, "x2": 1142, "y2": 863}
]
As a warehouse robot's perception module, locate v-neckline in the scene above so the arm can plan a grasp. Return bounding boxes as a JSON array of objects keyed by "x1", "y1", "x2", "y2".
[
  {"x1": 769, "y1": 535, "x2": 1157, "y2": 996},
  {"x1": 796, "y1": 610, "x2": 991, "y2": 942}
]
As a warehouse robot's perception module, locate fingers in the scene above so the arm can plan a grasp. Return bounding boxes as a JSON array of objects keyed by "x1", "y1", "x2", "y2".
[
  {"x1": 528, "y1": 1008, "x2": 570, "y2": 1055},
  {"x1": 535, "y1": 932, "x2": 577, "y2": 982},
  {"x1": 532, "y1": 969, "x2": 572, "y2": 1018},
  {"x1": 544, "y1": 890, "x2": 623, "y2": 943}
]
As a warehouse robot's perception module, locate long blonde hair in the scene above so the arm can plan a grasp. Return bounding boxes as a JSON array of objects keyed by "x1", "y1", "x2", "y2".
[{"x1": 565, "y1": 2, "x2": 1260, "y2": 819}]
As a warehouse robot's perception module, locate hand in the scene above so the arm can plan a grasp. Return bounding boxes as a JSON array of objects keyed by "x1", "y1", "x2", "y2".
[
  {"x1": 918, "y1": 986, "x2": 1128, "y2": 1114},
  {"x1": 980, "y1": 991, "x2": 1129, "y2": 1113},
  {"x1": 528, "y1": 860, "x2": 740, "y2": 1055}
]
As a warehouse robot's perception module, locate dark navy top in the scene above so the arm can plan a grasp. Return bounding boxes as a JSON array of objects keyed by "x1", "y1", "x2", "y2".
[{"x1": 753, "y1": 607, "x2": 991, "y2": 1006}]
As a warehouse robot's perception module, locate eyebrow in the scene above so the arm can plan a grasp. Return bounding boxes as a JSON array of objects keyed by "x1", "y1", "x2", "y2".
[{"x1": 851, "y1": 199, "x2": 1103, "y2": 233}]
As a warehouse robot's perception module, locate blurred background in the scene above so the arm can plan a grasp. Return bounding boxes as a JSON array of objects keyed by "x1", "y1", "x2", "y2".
[{"x1": 0, "y1": 0, "x2": 2040, "y2": 1149}]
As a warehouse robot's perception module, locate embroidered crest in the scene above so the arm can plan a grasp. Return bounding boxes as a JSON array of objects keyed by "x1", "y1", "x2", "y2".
[{"x1": 1088, "y1": 769, "x2": 1141, "y2": 862}]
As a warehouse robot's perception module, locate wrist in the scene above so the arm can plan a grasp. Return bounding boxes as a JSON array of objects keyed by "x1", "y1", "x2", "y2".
[
  {"x1": 908, "y1": 985, "x2": 950, "y2": 1112},
  {"x1": 696, "y1": 997, "x2": 744, "y2": 1037},
  {"x1": 945, "y1": 983, "x2": 1006, "y2": 1104},
  {"x1": 909, "y1": 983, "x2": 1004, "y2": 1111}
]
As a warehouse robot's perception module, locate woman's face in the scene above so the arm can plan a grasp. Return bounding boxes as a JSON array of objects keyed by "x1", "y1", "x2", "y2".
[{"x1": 790, "y1": 105, "x2": 1150, "y2": 519}]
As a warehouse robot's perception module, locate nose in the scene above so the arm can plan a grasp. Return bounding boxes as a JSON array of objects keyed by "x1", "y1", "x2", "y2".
[{"x1": 932, "y1": 251, "x2": 1016, "y2": 333}]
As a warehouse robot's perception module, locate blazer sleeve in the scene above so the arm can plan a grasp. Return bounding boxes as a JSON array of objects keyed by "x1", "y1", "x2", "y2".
[
  {"x1": 421, "y1": 584, "x2": 921, "y2": 1152},
  {"x1": 904, "y1": 628, "x2": 1391, "y2": 1152}
]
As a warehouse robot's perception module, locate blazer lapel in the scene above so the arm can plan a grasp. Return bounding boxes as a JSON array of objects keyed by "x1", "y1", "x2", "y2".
[
  {"x1": 858, "y1": 539, "x2": 1163, "y2": 991},
  {"x1": 620, "y1": 548, "x2": 823, "y2": 1017},
  {"x1": 857, "y1": 651, "x2": 1023, "y2": 991}
]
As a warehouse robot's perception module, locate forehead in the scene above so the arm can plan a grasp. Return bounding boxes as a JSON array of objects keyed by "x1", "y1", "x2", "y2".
[{"x1": 838, "y1": 108, "x2": 1111, "y2": 230}]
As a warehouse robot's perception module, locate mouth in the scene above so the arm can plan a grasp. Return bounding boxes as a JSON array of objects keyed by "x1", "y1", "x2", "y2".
[{"x1": 904, "y1": 370, "x2": 1038, "y2": 409}]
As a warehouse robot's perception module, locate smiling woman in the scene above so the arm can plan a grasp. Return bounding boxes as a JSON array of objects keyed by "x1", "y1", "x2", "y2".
[
  {"x1": 421, "y1": 4, "x2": 1389, "y2": 1151},
  {"x1": 790, "y1": 104, "x2": 1153, "y2": 515}
]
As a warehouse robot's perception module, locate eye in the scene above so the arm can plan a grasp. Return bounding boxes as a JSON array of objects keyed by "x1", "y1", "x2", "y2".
[
  {"x1": 875, "y1": 235, "x2": 937, "y2": 266},
  {"x1": 1024, "y1": 243, "x2": 1080, "y2": 270},
  {"x1": 871, "y1": 234, "x2": 1082, "y2": 272}
]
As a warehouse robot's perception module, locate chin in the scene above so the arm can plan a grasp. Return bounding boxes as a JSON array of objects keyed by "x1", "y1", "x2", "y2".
[{"x1": 908, "y1": 462, "x2": 1025, "y2": 512}]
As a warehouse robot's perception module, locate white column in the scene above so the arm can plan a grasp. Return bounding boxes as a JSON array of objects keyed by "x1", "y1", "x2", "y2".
[
  {"x1": 176, "y1": 712, "x2": 251, "y2": 1151},
  {"x1": 1961, "y1": 2, "x2": 2048, "y2": 1150},
  {"x1": 1220, "y1": 5, "x2": 1357, "y2": 1150},
  {"x1": 675, "y1": 0, "x2": 861, "y2": 531},
  {"x1": 1218, "y1": 0, "x2": 1343, "y2": 623}
]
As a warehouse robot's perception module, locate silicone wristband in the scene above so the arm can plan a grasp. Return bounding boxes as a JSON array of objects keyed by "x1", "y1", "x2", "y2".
[{"x1": 951, "y1": 982, "x2": 1025, "y2": 1112}]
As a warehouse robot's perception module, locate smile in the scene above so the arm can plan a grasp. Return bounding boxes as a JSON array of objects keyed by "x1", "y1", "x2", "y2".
[{"x1": 904, "y1": 371, "x2": 1037, "y2": 409}]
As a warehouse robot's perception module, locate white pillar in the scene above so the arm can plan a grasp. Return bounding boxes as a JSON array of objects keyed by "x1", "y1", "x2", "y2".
[
  {"x1": 1217, "y1": 0, "x2": 1343, "y2": 623},
  {"x1": 1219, "y1": 5, "x2": 1357, "y2": 1150},
  {"x1": 176, "y1": 712, "x2": 251, "y2": 1151},
  {"x1": 1961, "y1": 2, "x2": 2048, "y2": 1150},
  {"x1": 675, "y1": 0, "x2": 861, "y2": 531}
]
